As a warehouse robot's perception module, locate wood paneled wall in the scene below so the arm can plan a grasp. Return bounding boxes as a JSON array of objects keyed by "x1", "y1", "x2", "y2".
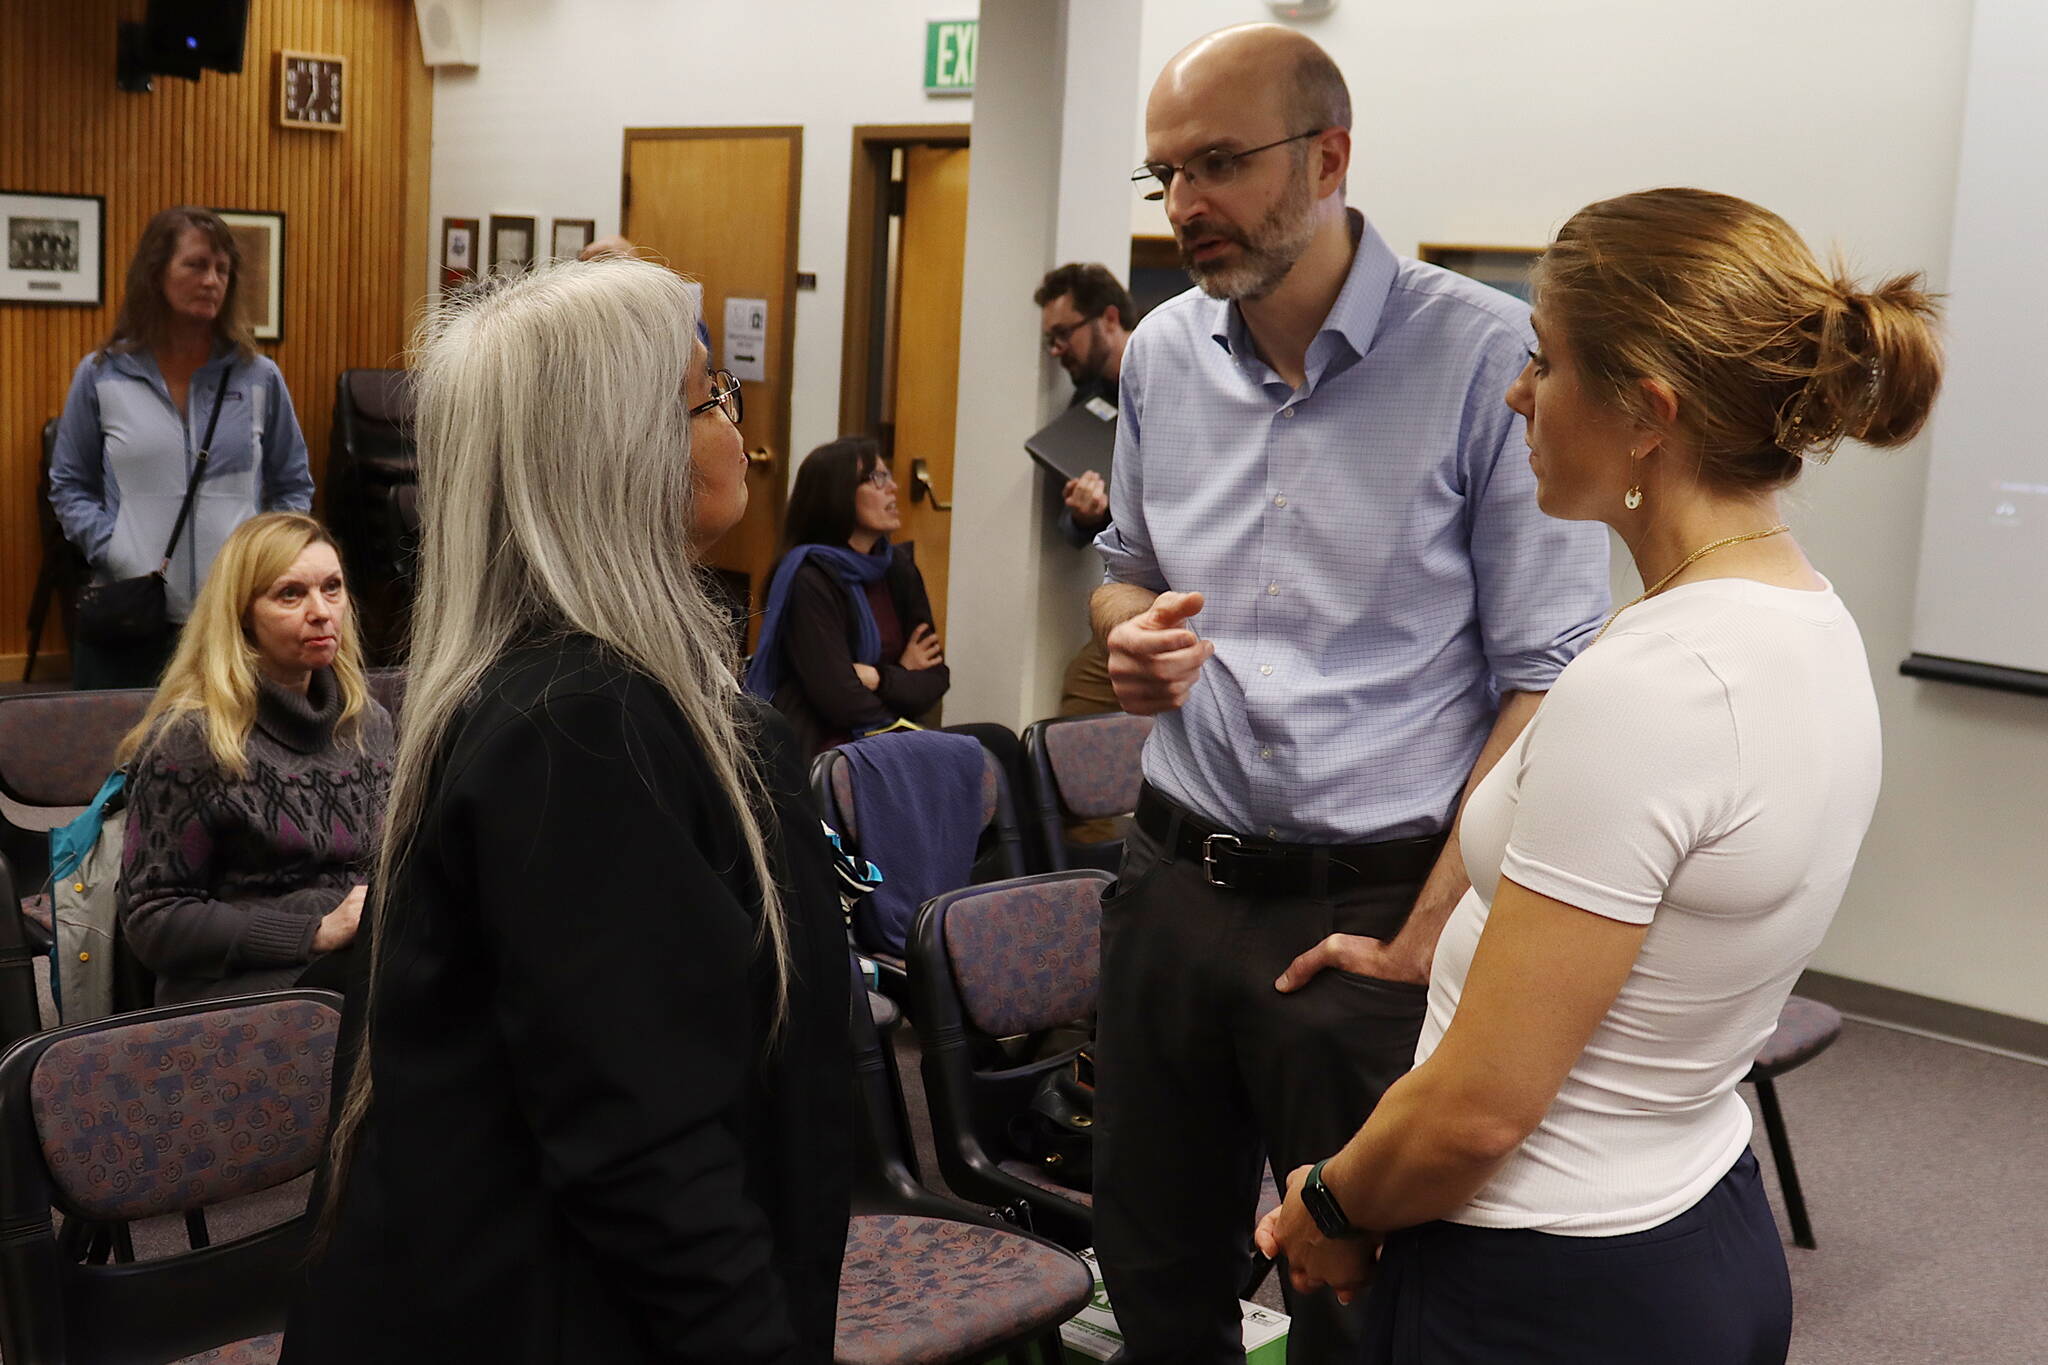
[{"x1": 0, "y1": 1, "x2": 431, "y2": 668}]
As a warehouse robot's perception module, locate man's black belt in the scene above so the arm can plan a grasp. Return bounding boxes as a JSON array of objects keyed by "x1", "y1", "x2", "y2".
[{"x1": 1134, "y1": 783, "x2": 1445, "y2": 897}]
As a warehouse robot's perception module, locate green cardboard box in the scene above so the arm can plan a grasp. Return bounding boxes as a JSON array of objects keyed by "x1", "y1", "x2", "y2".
[{"x1": 1056, "y1": 1249, "x2": 1289, "y2": 1363}]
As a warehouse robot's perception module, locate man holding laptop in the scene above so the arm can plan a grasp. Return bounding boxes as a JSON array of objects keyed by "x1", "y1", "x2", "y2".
[{"x1": 1032, "y1": 262, "x2": 1135, "y2": 715}]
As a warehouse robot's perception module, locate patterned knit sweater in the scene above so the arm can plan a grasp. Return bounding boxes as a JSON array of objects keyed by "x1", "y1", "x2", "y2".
[{"x1": 118, "y1": 669, "x2": 395, "y2": 1005}]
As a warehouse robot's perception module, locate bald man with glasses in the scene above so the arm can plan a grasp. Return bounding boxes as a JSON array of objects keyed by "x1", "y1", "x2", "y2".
[{"x1": 1087, "y1": 26, "x2": 1610, "y2": 1363}]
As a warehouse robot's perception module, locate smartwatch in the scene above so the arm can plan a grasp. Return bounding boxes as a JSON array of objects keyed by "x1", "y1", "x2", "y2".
[{"x1": 1301, "y1": 1157, "x2": 1366, "y2": 1239}]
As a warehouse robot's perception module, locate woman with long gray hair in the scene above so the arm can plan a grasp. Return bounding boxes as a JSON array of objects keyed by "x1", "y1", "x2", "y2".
[{"x1": 284, "y1": 258, "x2": 852, "y2": 1362}]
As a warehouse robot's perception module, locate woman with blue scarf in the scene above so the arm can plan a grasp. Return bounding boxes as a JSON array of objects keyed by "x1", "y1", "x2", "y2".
[{"x1": 744, "y1": 436, "x2": 948, "y2": 758}]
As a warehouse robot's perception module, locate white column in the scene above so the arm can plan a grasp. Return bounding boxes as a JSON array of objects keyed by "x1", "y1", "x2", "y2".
[{"x1": 945, "y1": 0, "x2": 1146, "y2": 729}]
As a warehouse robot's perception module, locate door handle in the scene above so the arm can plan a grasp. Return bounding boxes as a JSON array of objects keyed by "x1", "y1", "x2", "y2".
[
  {"x1": 910, "y1": 459, "x2": 952, "y2": 511},
  {"x1": 746, "y1": 447, "x2": 775, "y2": 470}
]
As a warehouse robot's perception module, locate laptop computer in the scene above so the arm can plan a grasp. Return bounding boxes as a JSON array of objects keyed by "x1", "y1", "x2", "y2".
[{"x1": 1025, "y1": 396, "x2": 1118, "y2": 484}]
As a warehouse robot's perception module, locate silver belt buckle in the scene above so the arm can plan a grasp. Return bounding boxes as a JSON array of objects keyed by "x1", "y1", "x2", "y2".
[{"x1": 1202, "y1": 833, "x2": 1242, "y2": 888}]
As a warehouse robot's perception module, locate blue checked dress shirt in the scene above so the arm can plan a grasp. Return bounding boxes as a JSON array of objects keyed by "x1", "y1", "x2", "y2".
[{"x1": 1095, "y1": 213, "x2": 1610, "y2": 844}]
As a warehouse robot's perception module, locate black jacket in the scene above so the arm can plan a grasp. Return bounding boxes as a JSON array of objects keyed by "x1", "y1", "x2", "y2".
[
  {"x1": 769, "y1": 542, "x2": 949, "y2": 759},
  {"x1": 284, "y1": 637, "x2": 851, "y2": 1364}
]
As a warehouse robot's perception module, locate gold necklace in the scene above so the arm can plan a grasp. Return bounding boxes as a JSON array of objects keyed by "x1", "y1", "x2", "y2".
[{"x1": 1592, "y1": 524, "x2": 1792, "y2": 645}]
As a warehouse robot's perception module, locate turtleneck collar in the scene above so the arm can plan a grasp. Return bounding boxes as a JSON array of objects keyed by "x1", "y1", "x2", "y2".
[{"x1": 254, "y1": 667, "x2": 344, "y2": 754}]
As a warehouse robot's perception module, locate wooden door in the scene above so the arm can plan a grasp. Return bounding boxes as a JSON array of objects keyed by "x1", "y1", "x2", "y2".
[
  {"x1": 888, "y1": 145, "x2": 970, "y2": 636},
  {"x1": 623, "y1": 127, "x2": 801, "y2": 642}
]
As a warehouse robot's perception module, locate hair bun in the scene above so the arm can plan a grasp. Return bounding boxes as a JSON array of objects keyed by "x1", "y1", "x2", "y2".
[{"x1": 1777, "y1": 272, "x2": 1944, "y2": 458}]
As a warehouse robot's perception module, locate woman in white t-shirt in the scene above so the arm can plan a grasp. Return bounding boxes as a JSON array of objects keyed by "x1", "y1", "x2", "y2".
[{"x1": 1256, "y1": 188, "x2": 1943, "y2": 1363}]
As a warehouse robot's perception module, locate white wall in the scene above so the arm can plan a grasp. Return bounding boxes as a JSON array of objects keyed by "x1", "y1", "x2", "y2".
[
  {"x1": 1129, "y1": 1, "x2": 2045, "y2": 1024},
  {"x1": 426, "y1": 0, "x2": 977, "y2": 465}
]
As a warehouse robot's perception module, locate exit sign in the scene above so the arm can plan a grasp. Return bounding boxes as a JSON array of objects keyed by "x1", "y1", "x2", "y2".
[{"x1": 924, "y1": 19, "x2": 977, "y2": 95}]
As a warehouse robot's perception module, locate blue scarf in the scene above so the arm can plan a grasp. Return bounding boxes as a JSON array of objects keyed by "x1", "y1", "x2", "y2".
[{"x1": 744, "y1": 540, "x2": 894, "y2": 700}]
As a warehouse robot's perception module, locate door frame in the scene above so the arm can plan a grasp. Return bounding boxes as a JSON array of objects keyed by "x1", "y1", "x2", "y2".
[
  {"x1": 837, "y1": 122, "x2": 970, "y2": 438},
  {"x1": 620, "y1": 125, "x2": 803, "y2": 621}
]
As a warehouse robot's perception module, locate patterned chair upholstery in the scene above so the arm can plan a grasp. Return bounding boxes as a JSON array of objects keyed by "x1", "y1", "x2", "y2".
[
  {"x1": 1744, "y1": 993, "x2": 1845, "y2": 1250},
  {"x1": 171, "y1": 1333, "x2": 282, "y2": 1364},
  {"x1": 1021, "y1": 712, "x2": 1153, "y2": 872},
  {"x1": 32, "y1": 999, "x2": 337, "y2": 1223},
  {"x1": 834, "y1": 1215, "x2": 1092, "y2": 1365},
  {"x1": 0, "y1": 687, "x2": 153, "y2": 812},
  {"x1": 0, "y1": 990, "x2": 341, "y2": 1365}
]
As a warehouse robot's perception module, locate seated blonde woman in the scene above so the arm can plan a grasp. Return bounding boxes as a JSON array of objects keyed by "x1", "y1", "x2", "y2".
[{"x1": 117, "y1": 511, "x2": 394, "y2": 1004}]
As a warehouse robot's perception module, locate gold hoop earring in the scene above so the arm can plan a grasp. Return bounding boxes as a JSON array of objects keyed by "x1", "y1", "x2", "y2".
[{"x1": 1623, "y1": 449, "x2": 1644, "y2": 511}]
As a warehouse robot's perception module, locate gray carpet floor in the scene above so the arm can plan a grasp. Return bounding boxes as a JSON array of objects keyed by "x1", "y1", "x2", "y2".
[{"x1": 75, "y1": 969, "x2": 2048, "y2": 1363}]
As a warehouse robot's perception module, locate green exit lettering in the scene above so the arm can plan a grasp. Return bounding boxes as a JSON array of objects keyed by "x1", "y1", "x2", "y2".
[{"x1": 924, "y1": 19, "x2": 977, "y2": 95}]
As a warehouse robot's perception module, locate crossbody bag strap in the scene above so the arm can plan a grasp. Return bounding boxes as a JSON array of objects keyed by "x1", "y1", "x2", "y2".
[{"x1": 158, "y1": 365, "x2": 234, "y2": 571}]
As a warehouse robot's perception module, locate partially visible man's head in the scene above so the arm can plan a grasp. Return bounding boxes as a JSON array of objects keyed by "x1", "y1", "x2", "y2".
[
  {"x1": 1143, "y1": 25, "x2": 1351, "y2": 301},
  {"x1": 1035, "y1": 263, "x2": 1135, "y2": 386}
]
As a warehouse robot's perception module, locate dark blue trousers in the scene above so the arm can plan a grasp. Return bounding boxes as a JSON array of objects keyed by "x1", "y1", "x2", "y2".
[{"x1": 1362, "y1": 1150, "x2": 1792, "y2": 1364}]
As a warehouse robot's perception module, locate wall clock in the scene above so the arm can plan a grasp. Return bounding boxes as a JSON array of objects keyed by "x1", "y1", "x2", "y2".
[{"x1": 277, "y1": 50, "x2": 346, "y2": 131}]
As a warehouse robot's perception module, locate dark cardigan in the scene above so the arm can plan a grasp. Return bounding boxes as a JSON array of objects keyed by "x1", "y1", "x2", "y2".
[
  {"x1": 769, "y1": 541, "x2": 949, "y2": 759},
  {"x1": 117, "y1": 669, "x2": 394, "y2": 1005},
  {"x1": 284, "y1": 637, "x2": 852, "y2": 1364}
]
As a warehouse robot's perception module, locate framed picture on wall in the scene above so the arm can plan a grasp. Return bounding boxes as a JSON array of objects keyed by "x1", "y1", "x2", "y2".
[
  {"x1": 214, "y1": 209, "x2": 286, "y2": 341},
  {"x1": 489, "y1": 214, "x2": 537, "y2": 274},
  {"x1": 550, "y1": 218, "x2": 595, "y2": 261},
  {"x1": 442, "y1": 216, "x2": 480, "y2": 288},
  {"x1": 1416, "y1": 243, "x2": 1544, "y2": 302},
  {"x1": 1, "y1": 189, "x2": 104, "y2": 306}
]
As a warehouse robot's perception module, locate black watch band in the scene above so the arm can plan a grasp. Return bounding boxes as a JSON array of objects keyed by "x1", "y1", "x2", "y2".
[{"x1": 1301, "y1": 1157, "x2": 1365, "y2": 1239}]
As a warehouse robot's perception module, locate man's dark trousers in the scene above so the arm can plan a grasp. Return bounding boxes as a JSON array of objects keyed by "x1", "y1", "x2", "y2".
[{"x1": 1095, "y1": 814, "x2": 1433, "y2": 1364}]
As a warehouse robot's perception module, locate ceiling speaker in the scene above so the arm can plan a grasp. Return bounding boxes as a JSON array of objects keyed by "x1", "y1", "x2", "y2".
[
  {"x1": 414, "y1": 0, "x2": 481, "y2": 68},
  {"x1": 1267, "y1": 0, "x2": 1339, "y2": 17}
]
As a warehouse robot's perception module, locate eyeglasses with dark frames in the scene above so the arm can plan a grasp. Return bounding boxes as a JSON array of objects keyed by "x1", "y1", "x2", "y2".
[
  {"x1": 861, "y1": 465, "x2": 897, "y2": 490},
  {"x1": 1130, "y1": 129, "x2": 1326, "y2": 202},
  {"x1": 689, "y1": 369, "x2": 744, "y2": 426},
  {"x1": 1042, "y1": 314, "x2": 1102, "y2": 353}
]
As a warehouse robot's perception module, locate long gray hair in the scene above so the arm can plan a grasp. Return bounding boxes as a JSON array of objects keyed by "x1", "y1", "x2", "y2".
[{"x1": 323, "y1": 256, "x2": 789, "y2": 1214}]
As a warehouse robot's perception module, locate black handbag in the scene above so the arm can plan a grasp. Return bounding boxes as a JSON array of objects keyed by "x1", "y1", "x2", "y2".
[
  {"x1": 74, "y1": 368, "x2": 232, "y2": 649},
  {"x1": 1005, "y1": 1047, "x2": 1097, "y2": 1192}
]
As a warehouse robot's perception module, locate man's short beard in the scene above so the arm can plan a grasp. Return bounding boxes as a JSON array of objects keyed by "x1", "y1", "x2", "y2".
[{"x1": 1180, "y1": 169, "x2": 1319, "y2": 302}]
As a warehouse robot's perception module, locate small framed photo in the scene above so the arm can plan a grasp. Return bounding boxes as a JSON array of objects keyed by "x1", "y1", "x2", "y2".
[
  {"x1": 1417, "y1": 243, "x2": 1544, "y2": 303},
  {"x1": 488, "y1": 214, "x2": 537, "y2": 275},
  {"x1": 551, "y1": 218, "x2": 596, "y2": 261},
  {"x1": 1, "y1": 189, "x2": 105, "y2": 306},
  {"x1": 442, "y1": 216, "x2": 480, "y2": 288},
  {"x1": 214, "y1": 209, "x2": 286, "y2": 341}
]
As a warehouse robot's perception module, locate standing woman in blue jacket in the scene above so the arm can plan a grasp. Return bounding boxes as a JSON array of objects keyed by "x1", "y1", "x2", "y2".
[{"x1": 49, "y1": 206, "x2": 315, "y2": 689}]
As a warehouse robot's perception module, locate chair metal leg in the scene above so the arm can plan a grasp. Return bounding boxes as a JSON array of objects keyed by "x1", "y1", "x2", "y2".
[
  {"x1": 1753, "y1": 1075, "x2": 1815, "y2": 1249},
  {"x1": 112, "y1": 1221, "x2": 136, "y2": 1263},
  {"x1": 184, "y1": 1208, "x2": 211, "y2": 1249}
]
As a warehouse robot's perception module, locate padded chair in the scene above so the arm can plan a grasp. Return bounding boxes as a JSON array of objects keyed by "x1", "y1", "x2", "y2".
[
  {"x1": 908, "y1": 871, "x2": 1107, "y2": 1251},
  {"x1": 810, "y1": 735, "x2": 1029, "y2": 984},
  {"x1": 1020, "y1": 712, "x2": 1153, "y2": 872},
  {"x1": 0, "y1": 686, "x2": 155, "y2": 940},
  {"x1": 839, "y1": 959, "x2": 1092, "y2": 1365},
  {"x1": 25, "y1": 417, "x2": 88, "y2": 684},
  {"x1": 327, "y1": 369, "x2": 419, "y2": 663},
  {"x1": 1745, "y1": 994, "x2": 1844, "y2": 1250},
  {"x1": 0, "y1": 989, "x2": 341, "y2": 1364},
  {"x1": 909, "y1": 872, "x2": 1281, "y2": 1287}
]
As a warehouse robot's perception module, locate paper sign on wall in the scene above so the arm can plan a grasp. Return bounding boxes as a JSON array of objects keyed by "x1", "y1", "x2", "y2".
[{"x1": 724, "y1": 297, "x2": 768, "y2": 382}]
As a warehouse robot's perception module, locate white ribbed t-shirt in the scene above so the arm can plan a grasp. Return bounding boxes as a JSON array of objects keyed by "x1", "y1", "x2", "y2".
[{"x1": 1416, "y1": 576, "x2": 1882, "y2": 1236}]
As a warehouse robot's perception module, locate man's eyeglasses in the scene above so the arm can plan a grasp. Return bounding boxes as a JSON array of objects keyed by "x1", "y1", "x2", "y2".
[
  {"x1": 688, "y1": 369, "x2": 744, "y2": 426},
  {"x1": 1043, "y1": 315, "x2": 1100, "y2": 353},
  {"x1": 1130, "y1": 129, "x2": 1325, "y2": 202}
]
